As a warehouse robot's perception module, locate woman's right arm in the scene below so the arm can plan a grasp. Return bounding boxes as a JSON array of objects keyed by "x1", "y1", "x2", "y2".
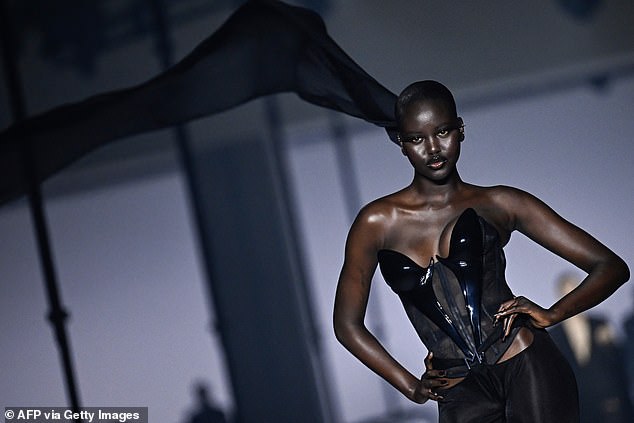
[{"x1": 332, "y1": 208, "x2": 445, "y2": 403}]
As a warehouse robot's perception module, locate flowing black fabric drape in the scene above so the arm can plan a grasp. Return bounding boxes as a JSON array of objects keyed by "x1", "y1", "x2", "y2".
[{"x1": 0, "y1": 0, "x2": 398, "y2": 205}]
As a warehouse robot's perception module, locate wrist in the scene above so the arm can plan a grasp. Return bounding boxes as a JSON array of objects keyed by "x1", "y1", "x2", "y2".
[
  {"x1": 408, "y1": 384, "x2": 428, "y2": 404},
  {"x1": 544, "y1": 306, "x2": 565, "y2": 327},
  {"x1": 403, "y1": 375, "x2": 425, "y2": 403}
]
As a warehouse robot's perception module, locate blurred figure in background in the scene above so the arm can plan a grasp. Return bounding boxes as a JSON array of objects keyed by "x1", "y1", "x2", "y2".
[
  {"x1": 624, "y1": 287, "x2": 634, "y2": 407},
  {"x1": 549, "y1": 271, "x2": 633, "y2": 423},
  {"x1": 185, "y1": 381, "x2": 229, "y2": 423}
]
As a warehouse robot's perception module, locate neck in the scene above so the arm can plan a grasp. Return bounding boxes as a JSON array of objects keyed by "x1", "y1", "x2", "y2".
[{"x1": 409, "y1": 171, "x2": 464, "y2": 202}]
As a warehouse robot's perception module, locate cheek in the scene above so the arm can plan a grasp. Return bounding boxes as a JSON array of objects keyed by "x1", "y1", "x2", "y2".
[
  {"x1": 443, "y1": 139, "x2": 461, "y2": 155},
  {"x1": 402, "y1": 149, "x2": 427, "y2": 169},
  {"x1": 450, "y1": 143, "x2": 461, "y2": 162},
  {"x1": 402, "y1": 145, "x2": 422, "y2": 162}
]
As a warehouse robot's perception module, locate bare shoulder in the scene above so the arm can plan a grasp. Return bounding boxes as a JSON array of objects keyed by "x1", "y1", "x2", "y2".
[
  {"x1": 484, "y1": 185, "x2": 539, "y2": 208},
  {"x1": 353, "y1": 192, "x2": 401, "y2": 230},
  {"x1": 347, "y1": 191, "x2": 406, "y2": 250},
  {"x1": 489, "y1": 185, "x2": 554, "y2": 216},
  {"x1": 466, "y1": 184, "x2": 550, "y2": 238}
]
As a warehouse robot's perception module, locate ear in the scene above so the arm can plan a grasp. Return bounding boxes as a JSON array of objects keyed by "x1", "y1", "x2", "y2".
[
  {"x1": 458, "y1": 117, "x2": 465, "y2": 142},
  {"x1": 397, "y1": 134, "x2": 407, "y2": 155}
]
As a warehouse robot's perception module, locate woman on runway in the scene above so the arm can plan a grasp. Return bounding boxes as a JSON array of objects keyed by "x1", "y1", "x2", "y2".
[{"x1": 333, "y1": 80, "x2": 629, "y2": 422}]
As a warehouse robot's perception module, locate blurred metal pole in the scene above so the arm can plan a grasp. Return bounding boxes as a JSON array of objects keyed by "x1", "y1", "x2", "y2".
[
  {"x1": 264, "y1": 97, "x2": 339, "y2": 422},
  {"x1": 146, "y1": 0, "x2": 238, "y2": 414},
  {"x1": 0, "y1": 1, "x2": 82, "y2": 420},
  {"x1": 146, "y1": 0, "x2": 224, "y2": 339}
]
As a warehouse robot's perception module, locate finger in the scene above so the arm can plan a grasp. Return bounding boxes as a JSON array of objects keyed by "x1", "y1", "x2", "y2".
[
  {"x1": 427, "y1": 388, "x2": 445, "y2": 402},
  {"x1": 497, "y1": 296, "x2": 519, "y2": 312},
  {"x1": 426, "y1": 378, "x2": 449, "y2": 389},
  {"x1": 423, "y1": 369, "x2": 447, "y2": 380},
  {"x1": 414, "y1": 380, "x2": 445, "y2": 403},
  {"x1": 424, "y1": 351, "x2": 434, "y2": 369},
  {"x1": 503, "y1": 313, "x2": 518, "y2": 340},
  {"x1": 501, "y1": 316, "x2": 508, "y2": 340},
  {"x1": 495, "y1": 302, "x2": 522, "y2": 319},
  {"x1": 494, "y1": 306, "x2": 514, "y2": 325},
  {"x1": 497, "y1": 297, "x2": 515, "y2": 311}
]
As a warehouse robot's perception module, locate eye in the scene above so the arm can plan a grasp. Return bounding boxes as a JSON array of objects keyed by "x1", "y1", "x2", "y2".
[
  {"x1": 404, "y1": 135, "x2": 424, "y2": 144},
  {"x1": 437, "y1": 129, "x2": 450, "y2": 137}
]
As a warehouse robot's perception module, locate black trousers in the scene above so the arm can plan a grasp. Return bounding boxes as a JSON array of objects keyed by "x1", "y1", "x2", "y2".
[{"x1": 437, "y1": 328, "x2": 579, "y2": 423}]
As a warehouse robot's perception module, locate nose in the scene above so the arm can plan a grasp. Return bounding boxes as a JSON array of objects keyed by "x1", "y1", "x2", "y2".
[{"x1": 425, "y1": 136, "x2": 441, "y2": 154}]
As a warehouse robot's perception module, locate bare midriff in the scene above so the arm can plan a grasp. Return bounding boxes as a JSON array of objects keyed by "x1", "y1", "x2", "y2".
[{"x1": 439, "y1": 327, "x2": 534, "y2": 389}]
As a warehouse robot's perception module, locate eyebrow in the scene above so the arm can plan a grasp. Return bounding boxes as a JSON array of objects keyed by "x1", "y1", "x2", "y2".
[{"x1": 401, "y1": 122, "x2": 461, "y2": 136}]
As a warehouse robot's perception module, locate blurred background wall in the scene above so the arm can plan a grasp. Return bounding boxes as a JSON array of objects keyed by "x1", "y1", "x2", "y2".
[{"x1": 1, "y1": 1, "x2": 633, "y2": 422}]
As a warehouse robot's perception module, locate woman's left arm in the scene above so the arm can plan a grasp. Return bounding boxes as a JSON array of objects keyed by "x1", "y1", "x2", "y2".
[{"x1": 493, "y1": 187, "x2": 630, "y2": 333}]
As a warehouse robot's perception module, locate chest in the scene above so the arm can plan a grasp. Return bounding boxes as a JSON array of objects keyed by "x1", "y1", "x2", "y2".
[{"x1": 381, "y1": 208, "x2": 509, "y2": 266}]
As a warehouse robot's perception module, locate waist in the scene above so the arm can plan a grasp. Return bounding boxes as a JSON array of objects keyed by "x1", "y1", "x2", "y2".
[{"x1": 431, "y1": 323, "x2": 535, "y2": 378}]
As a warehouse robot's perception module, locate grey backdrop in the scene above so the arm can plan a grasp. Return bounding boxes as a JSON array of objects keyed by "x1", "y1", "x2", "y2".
[{"x1": 1, "y1": 1, "x2": 633, "y2": 422}]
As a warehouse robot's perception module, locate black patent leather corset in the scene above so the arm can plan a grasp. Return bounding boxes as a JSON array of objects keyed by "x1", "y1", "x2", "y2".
[{"x1": 377, "y1": 208, "x2": 515, "y2": 365}]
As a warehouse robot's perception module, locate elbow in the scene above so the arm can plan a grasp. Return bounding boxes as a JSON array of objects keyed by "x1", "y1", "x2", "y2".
[
  {"x1": 333, "y1": 316, "x2": 350, "y2": 346},
  {"x1": 333, "y1": 314, "x2": 362, "y2": 348},
  {"x1": 601, "y1": 254, "x2": 630, "y2": 292},
  {"x1": 608, "y1": 252, "x2": 630, "y2": 286},
  {"x1": 333, "y1": 324, "x2": 346, "y2": 346},
  {"x1": 616, "y1": 257, "x2": 630, "y2": 286}
]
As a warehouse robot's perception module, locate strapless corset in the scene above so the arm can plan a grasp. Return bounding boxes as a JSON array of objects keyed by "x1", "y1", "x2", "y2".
[{"x1": 378, "y1": 208, "x2": 517, "y2": 370}]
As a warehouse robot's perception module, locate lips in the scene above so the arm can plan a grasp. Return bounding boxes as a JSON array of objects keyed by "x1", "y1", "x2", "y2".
[{"x1": 427, "y1": 155, "x2": 447, "y2": 170}]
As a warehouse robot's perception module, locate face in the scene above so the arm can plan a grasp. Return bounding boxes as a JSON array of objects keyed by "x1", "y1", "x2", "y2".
[{"x1": 398, "y1": 99, "x2": 464, "y2": 182}]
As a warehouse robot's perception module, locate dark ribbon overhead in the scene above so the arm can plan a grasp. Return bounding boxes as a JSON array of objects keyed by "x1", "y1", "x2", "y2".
[{"x1": 0, "y1": 0, "x2": 398, "y2": 205}]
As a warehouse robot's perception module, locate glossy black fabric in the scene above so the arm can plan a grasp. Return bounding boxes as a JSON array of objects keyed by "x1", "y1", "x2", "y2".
[
  {"x1": 377, "y1": 208, "x2": 519, "y2": 374},
  {"x1": 437, "y1": 328, "x2": 579, "y2": 423},
  {"x1": 0, "y1": 0, "x2": 398, "y2": 204},
  {"x1": 378, "y1": 209, "x2": 579, "y2": 419}
]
